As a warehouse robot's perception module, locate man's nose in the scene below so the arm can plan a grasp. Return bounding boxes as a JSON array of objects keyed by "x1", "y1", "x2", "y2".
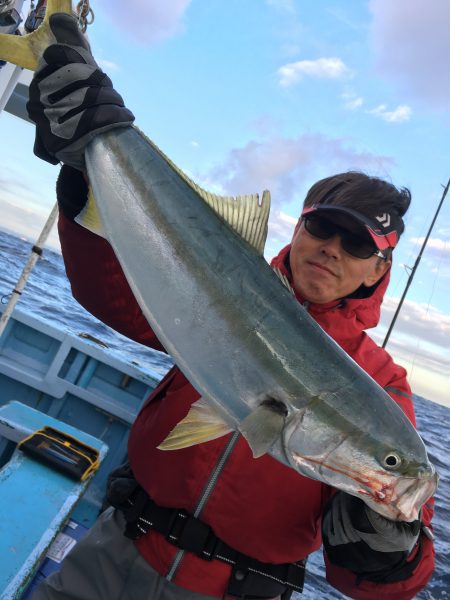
[{"x1": 320, "y1": 234, "x2": 343, "y2": 258}]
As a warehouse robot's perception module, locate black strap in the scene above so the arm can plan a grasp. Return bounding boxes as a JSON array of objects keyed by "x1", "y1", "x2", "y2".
[
  {"x1": 117, "y1": 489, "x2": 305, "y2": 598},
  {"x1": 355, "y1": 538, "x2": 424, "y2": 585}
]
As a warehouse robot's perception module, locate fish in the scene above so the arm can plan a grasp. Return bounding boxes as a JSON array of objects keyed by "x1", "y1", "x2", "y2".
[
  {"x1": 82, "y1": 126, "x2": 439, "y2": 522},
  {"x1": 0, "y1": 0, "x2": 438, "y2": 522}
]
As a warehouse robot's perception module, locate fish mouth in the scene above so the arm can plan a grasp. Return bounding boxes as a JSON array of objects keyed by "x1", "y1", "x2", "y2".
[
  {"x1": 384, "y1": 471, "x2": 438, "y2": 522},
  {"x1": 353, "y1": 472, "x2": 438, "y2": 522},
  {"x1": 290, "y1": 451, "x2": 438, "y2": 522}
]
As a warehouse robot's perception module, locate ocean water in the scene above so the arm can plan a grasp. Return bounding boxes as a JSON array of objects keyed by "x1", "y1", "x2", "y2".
[
  {"x1": 0, "y1": 229, "x2": 172, "y2": 378},
  {"x1": 0, "y1": 229, "x2": 448, "y2": 598}
]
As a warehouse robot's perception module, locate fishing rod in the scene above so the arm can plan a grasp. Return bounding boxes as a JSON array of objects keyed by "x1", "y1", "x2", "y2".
[
  {"x1": 0, "y1": 202, "x2": 58, "y2": 337},
  {"x1": 382, "y1": 178, "x2": 450, "y2": 348}
]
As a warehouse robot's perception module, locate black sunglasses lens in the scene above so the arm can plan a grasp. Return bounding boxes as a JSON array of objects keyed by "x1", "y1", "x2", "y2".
[
  {"x1": 342, "y1": 236, "x2": 375, "y2": 259},
  {"x1": 303, "y1": 216, "x2": 334, "y2": 239},
  {"x1": 304, "y1": 215, "x2": 377, "y2": 259}
]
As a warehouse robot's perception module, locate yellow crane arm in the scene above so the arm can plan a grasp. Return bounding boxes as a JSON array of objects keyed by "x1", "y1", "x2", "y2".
[{"x1": 0, "y1": 0, "x2": 72, "y2": 71}]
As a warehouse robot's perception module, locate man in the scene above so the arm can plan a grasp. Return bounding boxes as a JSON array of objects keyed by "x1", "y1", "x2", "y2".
[{"x1": 27, "y1": 13, "x2": 434, "y2": 600}]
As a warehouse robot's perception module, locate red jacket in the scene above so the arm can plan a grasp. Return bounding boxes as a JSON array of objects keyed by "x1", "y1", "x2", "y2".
[{"x1": 58, "y1": 213, "x2": 435, "y2": 599}]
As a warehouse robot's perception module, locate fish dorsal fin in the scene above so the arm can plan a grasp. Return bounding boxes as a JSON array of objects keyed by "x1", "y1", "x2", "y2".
[
  {"x1": 157, "y1": 397, "x2": 233, "y2": 451},
  {"x1": 203, "y1": 189, "x2": 271, "y2": 255},
  {"x1": 271, "y1": 266, "x2": 295, "y2": 295},
  {"x1": 75, "y1": 188, "x2": 106, "y2": 238},
  {"x1": 135, "y1": 127, "x2": 271, "y2": 255},
  {"x1": 238, "y1": 399, "x2": 288, "y2": 458}
]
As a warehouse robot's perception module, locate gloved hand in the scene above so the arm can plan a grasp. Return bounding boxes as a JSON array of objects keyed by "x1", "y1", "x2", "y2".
[
  {"x1": 101, "y1": 462, "x2": 139, "y2": 512},
  {"x1": 27, "y1": 12, "x2": 134, "y2": 170},
  {"x1": 322, "y1": 492, "x2": 421, "y2": 582}
]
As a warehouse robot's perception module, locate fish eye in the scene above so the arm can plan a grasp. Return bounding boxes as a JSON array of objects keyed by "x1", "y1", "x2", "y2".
[{"x1": 383, "y1": 453, "x2": 402, "y2": 470}]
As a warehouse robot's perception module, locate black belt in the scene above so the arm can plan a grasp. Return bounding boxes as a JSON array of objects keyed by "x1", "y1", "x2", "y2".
[{"x1": 117, "y1": 488, "x2": 306, "y2": 599}]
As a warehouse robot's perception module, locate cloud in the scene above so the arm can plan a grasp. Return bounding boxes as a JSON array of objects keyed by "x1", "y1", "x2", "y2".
[
  {"x1": 346, "y1": 98, "x2": 364, "y2": 111},
  {"x1": 250, "y1": 114, "x2": 280, "y2": 137},
  {"x1": 266, "y1": 0, "x2": 296, "y2": 13},
  {"x1": 380, "y1": 337, "x2": 449, "y2": 406},
  {"x1": 373, "y1": 296, "x2": 450, "y2": 404},
  {"x1": 0, "y1": 166, "x2": 61, "y2": 251},
  {"x1": 98, "y1": 0, "x2": 192, "y2": 44},
  {"x1": 368, "y1": 104, "x2": 412, "y2": 123},
  {"x1": 342, "y1": 92, "x2": 364, "y2": 111},
  {"x1": 369, "y1": 0, "x2": 450, "y2": 109},
  {"x1": 0, "y1": 174, "x2": 35, "y2": 198},
  {"x1": 0, "y1": 166, "x2": 56, "y2": 210},
  {"x1": 377, "y1": 296, "x2": 450, "y2": 353},
  {"x1": 268, "y1": 210, "x2": 297, "y2": 243},
  {"x1": 0, "y1": 199, "x2": 60, "y2": 250},
  {"x1": 387, "y1": 335, "x2": 449, "y2": 381},
  {"x1": 263, "y1": 211, "x2": 298, "y2": 260},
  {"x1": 277, "y1": 57, "x2": 350, "y2": 87},
  {"x1": 437, "y1": 227, "x2": 450, "y2": 237},
  {"x1": 208, "y1": 133, "x2": 395, "y2": 209},
  {"x1": 97, "y1": 59, "x2": 119, "y2": 71},
  {"x1": 326, "y1": 7, "x2": 363, "y2": 32},
  {"x1": 410, "y1": 237, "x2": 450, "y2": 256}
]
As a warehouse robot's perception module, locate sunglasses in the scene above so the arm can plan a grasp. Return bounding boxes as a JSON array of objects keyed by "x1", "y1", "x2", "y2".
[{"x1": 303, "y1": 214, "x2": 386, "y2": 260}]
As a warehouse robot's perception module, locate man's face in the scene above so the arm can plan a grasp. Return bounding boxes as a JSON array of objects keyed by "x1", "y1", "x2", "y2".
[{"x1": 289, "y1": 214, "x2": 391, "y2": 304}]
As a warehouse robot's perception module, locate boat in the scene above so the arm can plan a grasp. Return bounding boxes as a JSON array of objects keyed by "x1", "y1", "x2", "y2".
[{"x1": 0, "y1": 304, "x2": 160, "y2": 598}]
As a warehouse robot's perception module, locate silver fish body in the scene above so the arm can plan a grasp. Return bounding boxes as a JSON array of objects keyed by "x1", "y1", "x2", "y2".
[{"x1": 85, "y1": 127, "x2": 437, "y2": 522}]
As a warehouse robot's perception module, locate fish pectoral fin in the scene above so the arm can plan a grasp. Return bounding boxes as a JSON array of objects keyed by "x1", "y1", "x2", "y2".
[
  {"x1": 157, "y1": 397, "x2": 233, "y2": 451},
  {"x1": 238, "y1": 402, "x2": 287, "y2": 458},
  {"x1": 74, "y1": 188, "x2": 106, "y2": 237}
]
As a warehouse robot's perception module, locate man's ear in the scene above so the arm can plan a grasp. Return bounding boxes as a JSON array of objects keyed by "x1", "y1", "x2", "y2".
[{"x1": 363, "y1": 258, "x2": 391, "y2": 287}]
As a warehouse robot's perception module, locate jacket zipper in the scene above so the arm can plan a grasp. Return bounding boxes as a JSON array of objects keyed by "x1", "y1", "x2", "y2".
[{"x1": 166, "y1": 431, "x2": 240, "y2": 581}]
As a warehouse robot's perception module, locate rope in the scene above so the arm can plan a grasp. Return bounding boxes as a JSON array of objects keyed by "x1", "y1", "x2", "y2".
[{"x1": 76, "y1": 0, "x2": 94, "y2": 33}]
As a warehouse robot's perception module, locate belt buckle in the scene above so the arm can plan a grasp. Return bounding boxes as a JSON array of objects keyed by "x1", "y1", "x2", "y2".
[
  {"x1": 166, "y1": 511, "x2": 215, "y2": 559},
  {"x1": 165, "y1": 510, "x2": 189, "y2": 546}
]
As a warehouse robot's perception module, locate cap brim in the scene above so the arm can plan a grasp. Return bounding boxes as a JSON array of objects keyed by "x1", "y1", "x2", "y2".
[{"x1": 302, "y1": 205, "x2": 398, "y2": 251}]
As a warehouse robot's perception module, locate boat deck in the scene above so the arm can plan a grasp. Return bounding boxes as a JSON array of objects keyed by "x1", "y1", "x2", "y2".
[{"x1": 0, "y1": 307, "x2": 160, "y2": 527}]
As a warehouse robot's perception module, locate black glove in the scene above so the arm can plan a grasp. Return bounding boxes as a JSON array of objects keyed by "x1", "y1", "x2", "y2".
[
  {"x1": 27, "y1": 12, "x2": 134, "y2": 170},
  {"x1": 322, "y1": 492, "x2": 422, "y2": 583},
  {"x1": 56, "y1": 164, "x2": 89, "y2": 220},
  {"x1": 101, "y1": 461, "x2": 139, "y2": 512}
]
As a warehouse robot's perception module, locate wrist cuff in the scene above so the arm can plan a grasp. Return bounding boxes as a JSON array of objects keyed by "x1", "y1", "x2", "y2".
[{"x1": 56, "y1": 164, "x2": 89, "y2": 220}]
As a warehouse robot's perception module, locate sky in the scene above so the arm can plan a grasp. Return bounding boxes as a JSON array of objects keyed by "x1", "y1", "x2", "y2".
[{"x1": 0, "y1": 0, "x2": 449, "y2": 407}]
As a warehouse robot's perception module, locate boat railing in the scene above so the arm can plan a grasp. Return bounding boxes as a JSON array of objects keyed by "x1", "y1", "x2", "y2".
[{"x1": 0, "y1": 307, "x2": 161, "y2": 528}]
